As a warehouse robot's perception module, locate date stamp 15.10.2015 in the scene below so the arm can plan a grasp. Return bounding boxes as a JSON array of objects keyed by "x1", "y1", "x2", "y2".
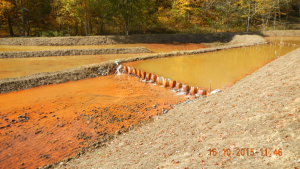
[{"x1": 208, "y1": 148, "x2": 282, "y2": 157}]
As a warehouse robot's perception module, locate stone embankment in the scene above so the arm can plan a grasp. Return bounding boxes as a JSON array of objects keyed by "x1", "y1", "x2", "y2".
[
  {"x1": 0, "y1": 36, "x2": 266, "y2": 94},
  {"x1": 1, "y1": 30, "x2": 298, "y2": 46},
  {"x1": 0, "y1": 47, "x2": 151, "y2": 58}
]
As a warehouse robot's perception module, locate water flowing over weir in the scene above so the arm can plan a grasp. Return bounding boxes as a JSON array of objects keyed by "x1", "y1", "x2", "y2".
[{"x1": 117, "y1": 65, "x2": 209, "y2": 97}]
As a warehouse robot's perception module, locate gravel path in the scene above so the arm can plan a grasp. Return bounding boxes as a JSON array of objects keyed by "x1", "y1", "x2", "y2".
[{"x1": 54, "y1": 47, "x2": 300, "y2": 169}]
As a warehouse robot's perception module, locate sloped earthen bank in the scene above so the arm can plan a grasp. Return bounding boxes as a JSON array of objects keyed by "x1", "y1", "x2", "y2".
[
  {"x1": 0, "y1": 30, "x2": 298, "y2": 46},
  {"x1": 0, "y1": 38, "x2": 267, "y2": 94},
  {"x1": 0, "y1": 47, "x2": 151, "y2": 58}
]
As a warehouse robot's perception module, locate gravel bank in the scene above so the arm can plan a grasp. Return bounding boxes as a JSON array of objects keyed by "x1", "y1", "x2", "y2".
[{"x1": 0, "y1": 47, "x2": 151, "y2": 58}]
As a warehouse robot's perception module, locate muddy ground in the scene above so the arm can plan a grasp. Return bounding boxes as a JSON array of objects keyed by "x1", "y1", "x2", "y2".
[
  {"x1": 0, "y1": 74, "x2": 193, "y2": 169},
  {"x1": 53, "y1": 44, "x2": 300, "y2": 169}
]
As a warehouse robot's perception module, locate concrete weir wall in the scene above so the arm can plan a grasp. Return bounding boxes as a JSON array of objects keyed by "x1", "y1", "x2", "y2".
[
  {"x1": 1, "y1": 30, "x2": 300, "y2": 46},
  {"x1": 0, "y1": 47, "x2": 151, "y2": 58},
  {"x1": 0, "y1": 41, "x2": 266, "y2": 94}
]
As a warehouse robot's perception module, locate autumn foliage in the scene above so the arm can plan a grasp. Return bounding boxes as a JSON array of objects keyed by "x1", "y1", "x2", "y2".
[{"x1": 0, "y1": 0, "x2": 299, "y2": 37}]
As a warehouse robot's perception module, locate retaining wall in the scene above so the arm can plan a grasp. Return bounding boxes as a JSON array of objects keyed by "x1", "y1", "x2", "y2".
[
  {"x1": 0, "y1": 41, "x2": 267, "y2": 94},
  {"x1": 1, "y1": 30, "x2": 300, "y2": 46},
  {"x1": 0, "y1": 47, "x2": 151, "y2": 58}
]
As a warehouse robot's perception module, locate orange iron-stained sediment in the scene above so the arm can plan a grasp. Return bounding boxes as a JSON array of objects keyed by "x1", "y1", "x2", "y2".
[{"x1": 0, "y1": 74, "x2": 190, "y2": 169}]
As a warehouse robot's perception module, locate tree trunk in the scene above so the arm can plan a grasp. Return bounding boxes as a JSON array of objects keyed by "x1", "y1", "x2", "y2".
[
  {"x1": 124, "y1": 0, "x2": 129, "y2": 35},
  {"x1": 80, "y1": 20, "x2": 83, "y2": 36},
  {"x1": 12, "y1": 0, "x2": 22, "y2": 36},
  {"x1": 125, "y1": 19, "x2": 129, "y2": 35},
  {"x1": 225, "y1": 2, "x2": 229, "y2": 32},
  {"x1": 84, "y1": 0, "x2": 89, "y2": 36},
  {"x1": 89, "y1": 17, "x2": 93, "y2": 34},
  {"x1": 67, "y1": 23, "x2": 70, "y2": 36},
  {"x1": 26, "y1": 13, "x2": 30, "y2": 36},
  {"x1": 265, "y1": 5, "x2": 272, "y2": 31},
  {"x1": 75, "y1": 22, "x2": 78, "y2": 35},
  {"x1": 20, "y1": 0, "x2": 25, "y2": 36},
  {"x1": 273, "y1": 4, "x2": 276, "y2": 30},
  {"x1": 12, "y1": 14, "x2": 22, "y2": 36},
  {"x1": 247, "y1": 4, "x2": 250, "y2": 32},
  {"x1": 124, "y1": 20, "x2": 129, "y2": 35},
  {"x1": 262, "y1": 17, "x2": 265, "y2": 31},
  {"x1": 285, "y1": 2, "x2": 290, "y2": 30},
  {"x1": 7, "y1": 16, "x2": 15, "y2": 37},
  {"x1": 100, "y1": 19, "x2": 104, "y2": 35},
  {"x1": 277, "y1": 0, "x2": 282, "y2": 28},
  {"x1": 187, "y1": 0, "x2": 189, "y2": 21}
]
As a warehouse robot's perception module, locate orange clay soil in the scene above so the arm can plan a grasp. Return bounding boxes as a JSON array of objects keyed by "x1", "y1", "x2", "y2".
[{"x1": 0, "y1": 74, "x2": 190, "y2": 169}]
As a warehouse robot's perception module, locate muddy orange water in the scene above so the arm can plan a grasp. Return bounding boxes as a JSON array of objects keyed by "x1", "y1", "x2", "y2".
[
  {"x1": 0, "y1": 43, "x2": 206, "y2": 79},
  {"x1": 0, "y1": 53, "x2": 151, "y2": 79},
  {"x1": 265, "y1": 36, "x2": 300, "y2": 46},
  {"x1": 0, "y1": 74, "x2": 190, "y2": 169},
  {"x1": 0, "y1": 43, "x2": 206, "y2": 53},
  {"x1": 134, "y1": 43, "x2": 298, "y2": 90}
]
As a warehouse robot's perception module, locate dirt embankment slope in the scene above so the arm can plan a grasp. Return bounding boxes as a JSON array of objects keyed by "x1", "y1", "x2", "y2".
[
  {"x1": 0, "y1": 30, "x2": 294, "y2": 46},
  {"x1": 56, "y1": 47, "x2": 300, "y2": 168}
]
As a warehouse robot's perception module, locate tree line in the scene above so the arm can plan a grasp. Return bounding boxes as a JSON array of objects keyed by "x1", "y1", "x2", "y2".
[{"x1": 0, "y1": 0, "x2": 299, "y2": 37}]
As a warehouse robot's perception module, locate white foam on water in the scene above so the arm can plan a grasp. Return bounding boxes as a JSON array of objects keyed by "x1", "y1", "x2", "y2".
[
  {"x1": 171, "y1": 89, "x2": 177, "y2": 93},
  {"x1": 116, "y1": 65, "x2": 123, "y2": 75},
  {"x1": 176, "y1": 91, "x2": 186, "y2": 96}
]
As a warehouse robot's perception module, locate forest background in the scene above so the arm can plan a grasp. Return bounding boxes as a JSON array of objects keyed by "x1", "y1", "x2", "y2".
[{"x1": 0, "y1": 0, "x2": 300, "y2": 37}]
